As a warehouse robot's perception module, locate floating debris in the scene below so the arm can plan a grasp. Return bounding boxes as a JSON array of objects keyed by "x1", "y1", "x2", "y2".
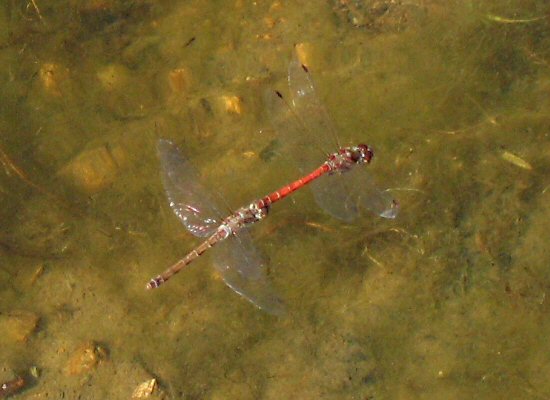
[
  {"x1": 0, "y1": 376, "x2": 25, "y2": 398},
  {"x1": 501, "y1": 151, "x2": 533, "y2": 170},
  {"x1": 0, "y1": 144, "x2": 52, "y2": 196},
  {"x1": 304, "y1": 221, "x2": 335, "y2": 233},
  {"x1": 29, "y1": 366, "x2": 40, "y2": 379},
  {"x1": 29, "y1": 0, "x2": 44, "y2": 23},
  {"x1": 131, "y1": 378, "x2": 157, "y2": 399},
  {"x1": 29, "y1": 264, "x2": 45, "y2": 285},
  {"x1": 485, "y1": 13, "x2": 547, "y2": 24}
]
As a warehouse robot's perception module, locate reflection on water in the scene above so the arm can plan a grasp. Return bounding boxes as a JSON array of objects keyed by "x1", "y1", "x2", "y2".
[{"x1": 1, "y1": 0, "x2": 550, "y2": 398}]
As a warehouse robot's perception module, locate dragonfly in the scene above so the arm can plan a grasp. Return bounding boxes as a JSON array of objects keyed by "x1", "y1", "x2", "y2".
[
  {"x1": 146, "y1": 52, "x2": 399, "y2": 315},
  {"x1": 264, "y1": 52, "x2": 399, "y2": 222}
]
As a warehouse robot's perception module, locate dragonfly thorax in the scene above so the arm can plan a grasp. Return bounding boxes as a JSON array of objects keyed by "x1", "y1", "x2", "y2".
[
  {"x1": 327, "y1": 144, "x2": 374, "y2": 174},
  {"x1": 219, "y1": 203, "x2": 269, "y2": 238}
]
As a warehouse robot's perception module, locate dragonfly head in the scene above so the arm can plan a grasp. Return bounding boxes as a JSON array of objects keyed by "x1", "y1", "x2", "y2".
[{"x1": 351, "y1": 144, "x2": 374, "y2": 164}]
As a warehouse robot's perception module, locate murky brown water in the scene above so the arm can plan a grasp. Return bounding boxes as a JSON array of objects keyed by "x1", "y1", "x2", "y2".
[{"x1": 1, "y1": 0, "x2": 550, "y2": 399}]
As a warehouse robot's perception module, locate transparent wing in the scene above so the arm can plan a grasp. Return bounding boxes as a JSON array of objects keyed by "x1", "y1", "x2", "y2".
[
  {"x1": 288, "y1": 55, "x2": 397, "y2": 220},
  {"x1": 354, "y1": 173, "x2": 399, "y2": 219},
  {"x1": 267, "y1": 51, "x2": 398, "y2": 222},
  {"x1": 212, "y1": 230, "x2": 285, "y2": 316},
  {"x1": 158, "y1": 139, "x2": 221, "y2": 237},
  {"x1": 311, "y1": 166, "x2": 399, "y2": 222},
  {"x1": 264, "y1": 89, "x2": 323, "y2": 174},
  {"x1": 308, "y1": 177, "x2": 359, "y2": 223},
  {"x1": 264, "y1": 54, "x2": 340, "y2": 174},
  {"x1": 287, "y1": 54, "x2": 341, "y2": 157}
]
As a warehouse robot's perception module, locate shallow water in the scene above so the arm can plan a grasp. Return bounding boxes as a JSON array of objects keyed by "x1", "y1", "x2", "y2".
[{"x1": 1, "y1": 0, "x2": 550, "y2": 399}]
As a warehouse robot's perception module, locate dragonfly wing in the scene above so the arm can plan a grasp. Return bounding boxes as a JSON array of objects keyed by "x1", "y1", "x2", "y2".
[
  {"x1": 264, "y1": 89, "x2": 322, "y2": 174},
  {"x1": 212, "y1": 230, "x2": 285, "y2": 316},
  {"x1": 268, "y1": 53, "x2": 399, "y2": 222},
  {"x1": 355, "y1": 173, "x2": 399, "y2": 219},
  {"x1": 307, "y1": 176, "x2": 359, "y2": 223},
  {"x1": 287, "y1": 55, "x2": 341, "y2": 154},
  {"x1": 311, "y1": 166, "x2": 399, "y2": 222},
  {"x1": 158, "y1": 139, "x2": 221, "y2": 238},
  {"x1": 287, "y1": 54, "x2": 399, "y2": 221},
  {"x1": 265, "y1": 54, "x2": 341, "y2": 173}
]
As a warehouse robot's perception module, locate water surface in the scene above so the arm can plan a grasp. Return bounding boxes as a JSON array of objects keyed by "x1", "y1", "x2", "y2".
[{"x1": 1, "y1": 0, "x2": 550, "y2": 398}]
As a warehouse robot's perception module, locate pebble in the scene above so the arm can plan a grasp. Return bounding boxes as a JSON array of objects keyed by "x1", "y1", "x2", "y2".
[
  {"x1": 64, "y1": 341, "x2": 108, "y2": 376},
  {"x1": 58, "y1": 143, "x2": 127, "y2": 194},
  {"x1": 0, "y1": 311, "x2": 39, "y2": 342}
]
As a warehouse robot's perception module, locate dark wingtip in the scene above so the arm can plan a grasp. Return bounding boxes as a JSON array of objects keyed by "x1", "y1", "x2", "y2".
[{"x1": 380, "y1": 199, "x2": 400, "y2": 219}]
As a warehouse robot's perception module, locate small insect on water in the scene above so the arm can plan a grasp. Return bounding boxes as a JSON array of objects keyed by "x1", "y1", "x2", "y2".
[{"x1": 146, "y1": 49, "x2": 399, "y2": 314}]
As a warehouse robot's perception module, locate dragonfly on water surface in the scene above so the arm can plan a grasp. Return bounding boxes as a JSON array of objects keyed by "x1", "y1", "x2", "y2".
[{"x1": 146, "y1": 52, "x2": 399, "y2": 315}]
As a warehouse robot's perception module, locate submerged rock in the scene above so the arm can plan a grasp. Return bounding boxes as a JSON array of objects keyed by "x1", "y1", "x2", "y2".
[
  {"x1": 59, "y1": 143, "x2": 127, "y2": 194},
  {"x1": 64, "y1": 341, "x2": 108, "y2": 376},
  {"x1": 0, "y1": 311, "x2": 39, "y2": 343}
]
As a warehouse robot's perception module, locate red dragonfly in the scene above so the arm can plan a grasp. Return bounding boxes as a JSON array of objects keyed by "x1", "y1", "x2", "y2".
[{"x1": 146, "y1": 53, "x2": 399, "y2": 315}]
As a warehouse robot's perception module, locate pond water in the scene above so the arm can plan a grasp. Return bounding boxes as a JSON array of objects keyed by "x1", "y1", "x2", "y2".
[{"x1": 1, "y1": 0, "x2": 550, "y2": 399}]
